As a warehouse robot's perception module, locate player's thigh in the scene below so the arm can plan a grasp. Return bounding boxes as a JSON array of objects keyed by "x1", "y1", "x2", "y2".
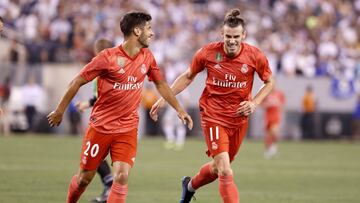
[
  {"x1": 202, "y1": 122, "x2": 230, "y2": 158},
  {"x1": 80, "y1": 126, "x2": 112, "y2": 170},
  {"x1": 229, "y1": 122, "x2": 248, "y2": 162},
  {"x1": 110, "y1": 128, "x2": 138, "y2": 167}
]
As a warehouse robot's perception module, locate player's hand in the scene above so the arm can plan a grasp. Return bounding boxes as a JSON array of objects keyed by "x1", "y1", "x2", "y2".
[
  {"x1": 149, "y1": 98, "x2": 166, "y2": 121},
  {"x1": 76, "y1": 101, "x2": 90, "y2": 113},
  {"x1": 47, "y1": 110, "x2": 63, "y2": 127},
  {"x1": 177, "y1": 109, "x2": 193, "y2": 130},
  {"x1": 236, "y1": 101, "x2": 257, "y2": 116}
]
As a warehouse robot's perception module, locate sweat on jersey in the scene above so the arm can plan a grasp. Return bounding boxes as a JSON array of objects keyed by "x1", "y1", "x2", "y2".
[
  {"x1": 190, "y1": 42, "x2": 272, "y2": 128},
  {"x1": 80, "y1": 45, "x2": 164, "y2": 134}
]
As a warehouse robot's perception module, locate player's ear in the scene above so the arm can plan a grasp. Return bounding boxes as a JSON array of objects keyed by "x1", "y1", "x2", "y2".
[
  {"x1": 133, "y1": 27, "x2": 141, "y2": 37},
  {"x1": 241, "y1": 30, "x2": 247, "y2": 40}
]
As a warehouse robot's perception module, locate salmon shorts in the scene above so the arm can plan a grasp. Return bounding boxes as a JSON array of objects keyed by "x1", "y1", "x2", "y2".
[
  {"x1": 202, "y1": 121, "x2": 248, "y2": 162},
  {"x1": 79, "y1": 125, "x2": 138, "y2": 170}
]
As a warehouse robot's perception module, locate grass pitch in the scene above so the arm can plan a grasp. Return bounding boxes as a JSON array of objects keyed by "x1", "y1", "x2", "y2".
[{"x1": 0, "y1": 135, "x2": 359, "y2": 203}]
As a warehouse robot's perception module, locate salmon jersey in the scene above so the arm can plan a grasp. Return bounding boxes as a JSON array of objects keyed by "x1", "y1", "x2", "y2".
[
  {"x1": 191, "y1": 42, "x2": 272, "y2": 128},
  {"x1": 80, "y1": 45, "x2": 163, "y2": 134},
  {"x1": 262, "y1": 89, "x2": 285, "y2": 124}
]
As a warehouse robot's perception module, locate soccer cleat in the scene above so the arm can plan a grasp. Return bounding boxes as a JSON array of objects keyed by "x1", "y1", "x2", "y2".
[
  {"x1": 179, "y1": 176, "x2": 195, "y2": 203},
  {"x1": 90, "y1": 186, "x2": 111, "y2": 203}
]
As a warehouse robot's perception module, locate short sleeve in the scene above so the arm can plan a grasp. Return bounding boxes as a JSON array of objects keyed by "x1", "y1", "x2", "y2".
[
  {"x1": 190, "y1": 48, "x2": 206, "y2": 74},
  {"x1": 147, "y1": 54, "x2": 164, "y2": 82},
  {"x1": 80, "y1": 51, "x2": 109, "y2": 81},
  {"x1": 255, "y1": 50, "x2": 272, "y2": 81}
]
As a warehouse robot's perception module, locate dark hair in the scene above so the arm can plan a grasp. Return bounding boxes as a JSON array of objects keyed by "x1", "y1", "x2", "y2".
[
  {"x1": 120, "y1": 11, "x2": 152, "y2": 37},
  {"x1": 0, "y1": 16, "x2": 3, "y2": 23},
  {"x1": 224, "y1": 9, "x2": 245, "y2": 28}
]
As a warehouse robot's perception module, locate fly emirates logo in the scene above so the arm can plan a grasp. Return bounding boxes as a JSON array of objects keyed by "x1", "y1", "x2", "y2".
[
  {"x1": 113, "y1": 76, "x2": 143, "y2": 90},
  {"x1": 212, "y1": 73, "x2": 247, "y2": 88}
]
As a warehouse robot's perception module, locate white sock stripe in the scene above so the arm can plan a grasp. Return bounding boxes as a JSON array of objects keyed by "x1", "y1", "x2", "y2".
[
  {"x1": 216, "y1": 126, "x2": 219, "y2": 140},
  {"x1": 209, "y1": 127, "x2": 213, "y2": 141}
]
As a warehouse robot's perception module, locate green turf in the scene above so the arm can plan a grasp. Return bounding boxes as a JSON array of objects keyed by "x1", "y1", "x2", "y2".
[{"x1": 0, "y1": 135, "x2": 359, "y2": 203}]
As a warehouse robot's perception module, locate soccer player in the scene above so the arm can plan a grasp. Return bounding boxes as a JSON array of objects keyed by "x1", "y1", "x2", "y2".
[
  {"x1": 150, "y1": 8, "x2": 274, "y2": 203},
  {"x1": 76, "y1": 39, "x2": 114, "y2": 203},
  {"x1": 47, "y1": 11, "x2": 193, "y2": 203},
  {"x1": 262, "y1": 85, "x2": 285, "y2": 158}
]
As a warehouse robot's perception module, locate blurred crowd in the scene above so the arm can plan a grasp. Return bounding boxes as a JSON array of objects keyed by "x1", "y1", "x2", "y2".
[{"x1": 0, "y1": 0, "x2": 359, "y2": 79}]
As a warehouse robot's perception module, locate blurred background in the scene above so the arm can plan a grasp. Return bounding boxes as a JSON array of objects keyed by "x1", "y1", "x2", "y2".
[
  {"x1": 0, "y1": 1, "x2": 360, "y2": 203},
  {"x1": 1, "y1": 0, "x2": 360, "y2": 140}
]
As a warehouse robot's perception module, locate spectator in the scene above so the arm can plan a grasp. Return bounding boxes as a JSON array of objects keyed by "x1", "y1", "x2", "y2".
[
  {"x1": 301, "y1": 85, "x2": 316, "y2": 139},
  {"x1": 22, "y1": 76, "x2": 44, "y2": 131}
]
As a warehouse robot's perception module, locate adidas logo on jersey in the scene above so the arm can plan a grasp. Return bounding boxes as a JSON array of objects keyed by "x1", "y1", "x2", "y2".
[{"x1": 118, "y1": 68, "x2": 125, "y2": 74}]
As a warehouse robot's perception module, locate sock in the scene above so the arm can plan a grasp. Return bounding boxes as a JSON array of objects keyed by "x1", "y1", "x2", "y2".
[
  {"x1": 265, "y1": 130, "x2": 278, "y2": 150},
  {"x1": 219, "y1": 175, "x2": 239, "y2": 203},
  {"x1": 107, "y1": 182, "x2": 128, "y2": 203},
  {"x1": 66, "y1": 175, "x2": 86, "y2": 203},
  {"x1": 190, "y1": 163, "x2": 218, "y2": 191},
  {"x1": 264, "y1": 134, "x2": 272, "y2": 150},
  {"x1": 98, "y1": 160, "x2": 113, "y2": 187}
]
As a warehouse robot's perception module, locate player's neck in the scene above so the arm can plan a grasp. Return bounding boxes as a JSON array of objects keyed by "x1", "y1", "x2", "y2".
[{"x1": 122, "y1": 39, "x2": 142, "y2": 58}]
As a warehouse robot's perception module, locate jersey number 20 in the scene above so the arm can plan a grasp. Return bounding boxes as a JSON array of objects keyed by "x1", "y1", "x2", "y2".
[{"x1": 84, "y1": 141, "x2": 99, "y2": 157}]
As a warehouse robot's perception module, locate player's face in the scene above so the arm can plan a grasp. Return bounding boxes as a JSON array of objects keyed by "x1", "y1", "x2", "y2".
[
  {"x1": 222, "y1": 25, "x2": 246, "y2": 58},
  {"x1": 138, "y1": 21, "x2": 154, "y2": 48},
  {"x1": 0, "y1": 21, "x2": 3, "y2": 34}
]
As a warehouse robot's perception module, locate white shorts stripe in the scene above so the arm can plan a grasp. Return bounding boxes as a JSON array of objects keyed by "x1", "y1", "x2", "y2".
[
  {"x1": 215, "y1": 126, "x2": 219, "y2": 140},
  {"x1": 209, "y1": 127, "x2": 213, "y2": 141}
]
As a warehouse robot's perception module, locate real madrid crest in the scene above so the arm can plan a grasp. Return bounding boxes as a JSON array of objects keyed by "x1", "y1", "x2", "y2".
[
  {"x1": 211, "y1": 142, "x2": 218, "y2": 150},
  {"x1": 140, "y1": 64, "x2": 147, "y2": 74},
  {"x1": 241, "y1": 64, "x2": 248, "y2": 74}
]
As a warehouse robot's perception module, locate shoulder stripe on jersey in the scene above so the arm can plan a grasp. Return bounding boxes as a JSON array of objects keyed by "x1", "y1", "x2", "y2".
[{"x1": 215, "y1": 126, "x2": 219, "y2": 140}]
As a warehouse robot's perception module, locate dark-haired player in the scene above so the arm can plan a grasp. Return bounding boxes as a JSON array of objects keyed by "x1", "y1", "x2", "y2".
[
  {"x1": 150, "y1": 8, "x2": 274, "y2": 203},
  {"x1": 47, "y1": 11, "x2": 193, "y2": 203}
]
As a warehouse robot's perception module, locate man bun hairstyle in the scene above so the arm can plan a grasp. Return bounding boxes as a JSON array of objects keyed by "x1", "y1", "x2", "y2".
[
  {"x1": 120, "y1": 11, "x2": 152, "y2": 37},
  {"x1": 224, "y1": 8, "x2": 245, "y2": 28}
]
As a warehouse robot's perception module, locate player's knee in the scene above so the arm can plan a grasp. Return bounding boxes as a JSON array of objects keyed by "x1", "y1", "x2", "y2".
[
  {"x1": 113, "y1": 172, "x2": 129, "y2": 184},
  {"x1": 217, "y1": 166, "x2": 233, "y2": 177},
  {"x1": 77, "y1": 174, "x2": 92, "y2": 187}
]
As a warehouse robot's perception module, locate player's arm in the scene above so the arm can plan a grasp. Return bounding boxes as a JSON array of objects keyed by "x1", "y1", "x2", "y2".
[
  {"x1": 47, "y1": 75, "x2": 88, "y2": 127},
  {"x1": 237, "y1": 76, "x2": 275, "y2": 116},
  {"x1": 150, "y1": 68, "x2": 197, "y2": 121},
  {"x1": 153, "y1": 79, "x2": 193, "y2": 129}
]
